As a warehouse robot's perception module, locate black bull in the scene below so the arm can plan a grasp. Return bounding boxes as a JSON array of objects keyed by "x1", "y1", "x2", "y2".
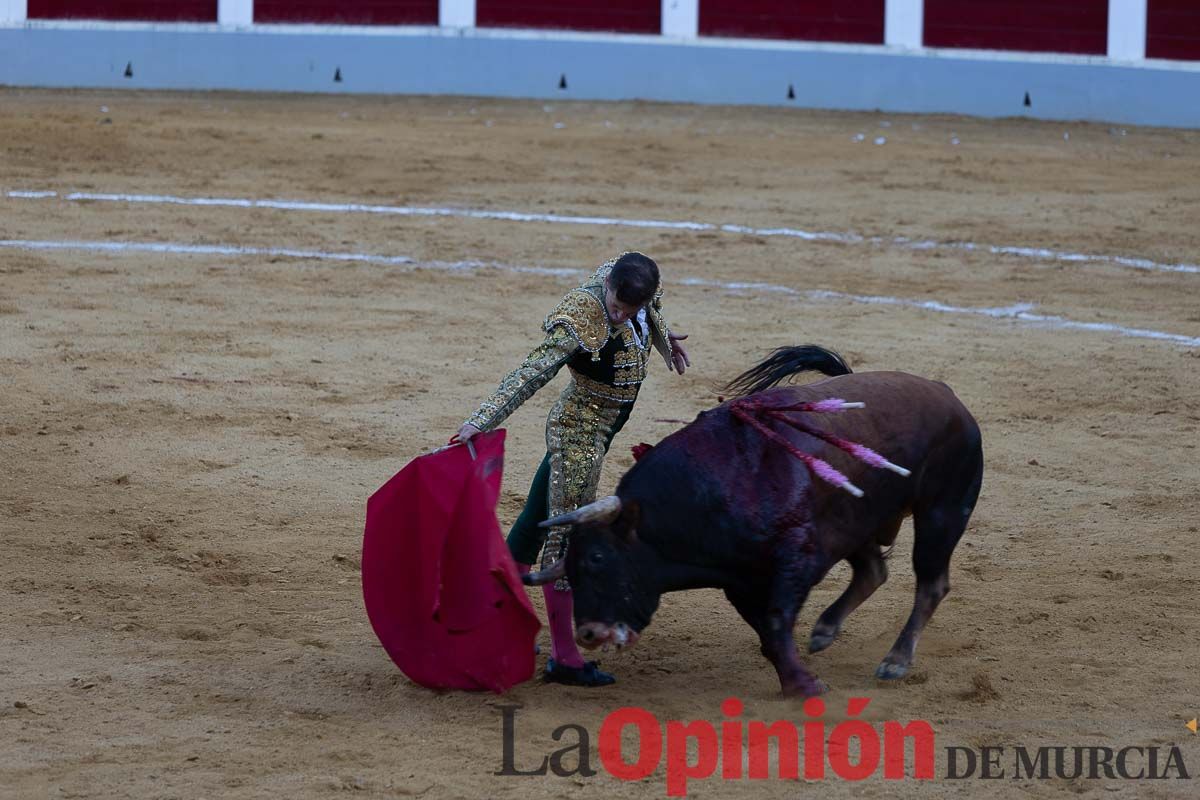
[{"x1": 526, "y1": 346, "x2": 983, "y2": 696}]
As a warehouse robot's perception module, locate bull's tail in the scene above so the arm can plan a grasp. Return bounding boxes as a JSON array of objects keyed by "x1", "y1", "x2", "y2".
[{"x1": 725, "y1": 344, "x2": 852, "y2": 397}]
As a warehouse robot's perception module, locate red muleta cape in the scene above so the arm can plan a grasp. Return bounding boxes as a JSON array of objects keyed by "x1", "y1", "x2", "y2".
[{"x1": 362, "y1": 430, "x2": 539, "y2": 692}]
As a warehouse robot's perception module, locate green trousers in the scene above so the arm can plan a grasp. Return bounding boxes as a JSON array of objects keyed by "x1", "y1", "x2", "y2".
[{"x1": 506, "y1": 403, "x2": 633, "y2": 566}]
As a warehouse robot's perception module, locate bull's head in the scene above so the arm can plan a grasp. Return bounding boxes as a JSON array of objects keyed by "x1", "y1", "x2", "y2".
[{"x1": 524, "y1": 496, "x2": 661, "y2": 650}]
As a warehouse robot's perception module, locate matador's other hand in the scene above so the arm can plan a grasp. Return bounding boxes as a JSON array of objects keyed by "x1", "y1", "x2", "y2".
[
  {"x1": 455, "y1": 423, "x2": 482, "y2": 443},
  {"x1": 667, "y1": 332, "x2": 691, "y2": 375}
]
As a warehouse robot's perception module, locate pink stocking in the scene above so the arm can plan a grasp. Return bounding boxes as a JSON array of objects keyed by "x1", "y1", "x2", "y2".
[{"x1": 542, "y1": 585, "x2": 585, "y2": 668}]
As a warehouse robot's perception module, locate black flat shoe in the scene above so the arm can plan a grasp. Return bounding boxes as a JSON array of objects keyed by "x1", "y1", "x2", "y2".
[{"x1": 543, "y1": 658, "x2": 616, "y2": 687}]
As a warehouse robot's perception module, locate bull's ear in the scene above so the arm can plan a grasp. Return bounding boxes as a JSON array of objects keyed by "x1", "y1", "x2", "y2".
[{"x1": 615, "y1": 500, "x2": 641, "y2": 542}]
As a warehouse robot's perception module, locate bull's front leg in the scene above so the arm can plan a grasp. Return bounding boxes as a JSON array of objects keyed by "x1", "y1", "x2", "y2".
[
  {"x1": 765, "y1": 605, "x2": 824, "y2": 696},
  {"x1": 769, "y1": 537, "x2": 829, "y2": 696},
  {"x1": 732, "y1": 524, "x2": 828, "y2": 697},
  {"x1": 724, "y1": 586, "x2": 818, "y2": 696}
]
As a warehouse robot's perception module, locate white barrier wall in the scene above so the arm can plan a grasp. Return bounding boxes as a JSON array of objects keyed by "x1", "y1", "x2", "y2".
[
  {"x1": 1, "y1": 1, "x2": 1198, "y2": 129},
  {"x1": 1, "y1": 0, "x2": 28, "y2": 23},
  {"x1": 661, "y1": 0, "x2": 698, "y2": 39},
  {"x1": 885, "y1": 0, "x2": 922, "y2": 49},
  {"x1": 217, "y1": 0, "x2": 253, "y2": 28},
  {"x1": 1108, "y1": 0, "x2": 1148, "y2": 62},
  {"x1": 440, "y1": 0, "x2": 474, "y2": 29}
]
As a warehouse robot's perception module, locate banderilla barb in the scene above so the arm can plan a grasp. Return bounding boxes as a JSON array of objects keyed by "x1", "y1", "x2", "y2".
[{"x1": 730, "y1": 397, "x2": 911, "y2": 497}]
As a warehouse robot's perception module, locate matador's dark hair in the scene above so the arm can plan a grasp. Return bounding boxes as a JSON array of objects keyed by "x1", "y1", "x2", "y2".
[{"x1": 608, "y1": 252, "x2": 659, "y2": 307}]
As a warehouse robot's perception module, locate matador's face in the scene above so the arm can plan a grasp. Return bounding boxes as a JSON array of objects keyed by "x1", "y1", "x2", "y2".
[{"x1": 603, "y1": 278, "x2": 642, "y2": 326}]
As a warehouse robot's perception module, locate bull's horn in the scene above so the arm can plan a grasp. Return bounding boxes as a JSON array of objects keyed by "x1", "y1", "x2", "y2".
[
  {"x1": 537, "y1": 495, "x2": 623, "y2": 529},
  {"x1": 522, "y1": 558, "x2": 566, "y2": 586}
]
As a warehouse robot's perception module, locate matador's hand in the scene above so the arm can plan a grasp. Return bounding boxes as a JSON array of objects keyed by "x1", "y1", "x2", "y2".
[
  {"x1": 455, "y1": 423, "x2": 482, "y2": 442},
  {"x1": 667, "y1": 332, "x2": 691, "y2": 375}
]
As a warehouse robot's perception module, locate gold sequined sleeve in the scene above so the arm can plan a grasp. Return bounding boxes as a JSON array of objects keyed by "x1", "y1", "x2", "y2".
[
  {"x1": 465, "y1": 326, "x2": 579, "y2": 431},
  {"x1": 647, "y1": 282, "x2": 675, "y2": 366}
]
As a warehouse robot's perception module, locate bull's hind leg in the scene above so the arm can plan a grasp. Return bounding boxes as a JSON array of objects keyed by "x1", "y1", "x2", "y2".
[
  {"x1": 809, "y1": 544, "x2": 888, "y2": 654},
  {"x1": 875, "y1": 569, "x2": 947, "y2": 681},
  {"x1": 877, "y1": 451, "x2": 983, "y2": 680}
]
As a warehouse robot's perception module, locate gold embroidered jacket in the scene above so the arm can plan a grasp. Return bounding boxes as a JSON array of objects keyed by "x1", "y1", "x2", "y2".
[{"x1": 466, "y1": 262, "x2": 674, "y2": 432}]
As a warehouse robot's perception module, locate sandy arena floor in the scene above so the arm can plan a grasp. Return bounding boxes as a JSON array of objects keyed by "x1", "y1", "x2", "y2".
[{"x1": 1, "y1": 89, "x2": 1199, "y2": 799}]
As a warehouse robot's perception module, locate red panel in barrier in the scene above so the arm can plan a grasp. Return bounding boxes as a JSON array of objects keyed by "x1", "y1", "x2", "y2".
[
  {"x1": 476, "y1": 1, "x2": 660, "y2": 34},
  {"x1": 1147, "y1": 0, "x2": 1200, "y2": 60},
  {"x1": 255, "y1": 1, "x2": 437, "y2": 25},
  {"x1": 924, "y1": 0, "x2": 1107, "y2": 55},
  {"x1": 699, "y1": 1, "x2": 884, "y2": 44},
  {"x1": 28, "y1": 0, "x2": 215, "y2": 20}
]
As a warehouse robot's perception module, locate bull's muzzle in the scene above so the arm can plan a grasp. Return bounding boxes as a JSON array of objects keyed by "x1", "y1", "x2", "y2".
[{"x1": 577, "y1": 621, "x2": 639, "y2": 650}]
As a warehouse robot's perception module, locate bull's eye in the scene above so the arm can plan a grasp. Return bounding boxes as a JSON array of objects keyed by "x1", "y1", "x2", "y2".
[{"x1": 587, "y1": 551, "x2": 605, "y2": 568}]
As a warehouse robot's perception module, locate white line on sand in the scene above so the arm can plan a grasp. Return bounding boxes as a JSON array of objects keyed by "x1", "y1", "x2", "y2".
[
  {"x1": 8, "y1": 189, "x2": 1198, "y2": 275},
  {"x1": 4, "y1": 237, "x2": 1197, "y2": 349}
]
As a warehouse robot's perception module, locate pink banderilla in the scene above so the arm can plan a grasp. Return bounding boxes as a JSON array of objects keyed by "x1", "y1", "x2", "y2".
[{"x1": 730, "y1": 397, "x2": 911, "y2": 498}]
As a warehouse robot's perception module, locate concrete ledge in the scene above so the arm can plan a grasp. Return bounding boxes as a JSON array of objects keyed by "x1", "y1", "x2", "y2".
[{"x1": 1, "y1": 24, "x2": 1198, "y2": 128}]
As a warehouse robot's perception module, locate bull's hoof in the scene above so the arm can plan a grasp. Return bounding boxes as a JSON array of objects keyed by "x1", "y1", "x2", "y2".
[
  {"x1": 808, "y1": 626, "x2": 839, "y2": 654},
  {"x1": 874, "y1": 660, "x2": 910, "y2": 681}
]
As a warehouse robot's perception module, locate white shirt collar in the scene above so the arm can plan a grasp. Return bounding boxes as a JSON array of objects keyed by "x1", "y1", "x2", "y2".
[{"x1": 627, "y1": 308, "x2": 648, "y2": 347}]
